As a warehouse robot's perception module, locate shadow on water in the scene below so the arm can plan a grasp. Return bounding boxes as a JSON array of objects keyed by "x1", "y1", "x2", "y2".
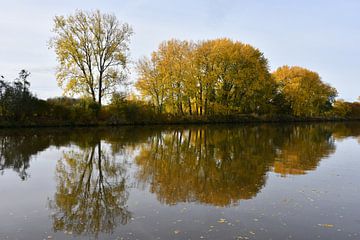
[{"x1": 0, "y1": 122, "x2": 360, "y2": 237}]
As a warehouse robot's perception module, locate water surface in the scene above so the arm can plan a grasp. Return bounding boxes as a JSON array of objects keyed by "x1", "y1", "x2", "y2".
[{"x1": 0, "y1": 123, "x2": 359, "y2": 240}]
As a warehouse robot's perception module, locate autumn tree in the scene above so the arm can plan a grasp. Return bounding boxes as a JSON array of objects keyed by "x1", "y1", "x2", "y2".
[
  {"x1": 136, "y1": 40, "x2": 194, "y2": 115},
  {"x1": 194, "y1": 39, "x2": 275, "y2": 114},
  {"x1": 332, "y1": 99, "x2": 351, "y2": 117},
  {"x1": 136, "y1": 38, "x2": 275, "y2": 116},
  {"x1": 50, "y1": 10, "x2": 133, "y2": 107},
  {"x1": 135, "y1": 55, "x2": 168, "y2": 114},
  {"x1": 272, "y1": 66, "x2": 337, "y2": 117},
  {"x1": 158, "y1": 40, "x2": 194, "y2": 115}
]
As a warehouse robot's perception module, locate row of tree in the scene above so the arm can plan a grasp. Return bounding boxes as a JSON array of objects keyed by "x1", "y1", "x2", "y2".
[
  {"x1": 136, "y1": 38, "x2": 338, "y2": 117},
  {"x1": 1, "y1": 10, "x2": 359, "y2": 124},
  {"x1": 49, "y1": 10, "x2": 345, "y2": 118}
]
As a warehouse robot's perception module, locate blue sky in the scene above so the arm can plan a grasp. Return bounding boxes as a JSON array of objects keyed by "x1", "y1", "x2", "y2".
[{"x1": 0, "y1": 0, "x2": 359, "y2": 101}]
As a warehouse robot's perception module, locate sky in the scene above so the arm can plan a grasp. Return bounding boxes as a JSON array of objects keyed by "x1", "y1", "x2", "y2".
[{"x1": 0, "y1": 0, "x2": 359, "y2": 101}]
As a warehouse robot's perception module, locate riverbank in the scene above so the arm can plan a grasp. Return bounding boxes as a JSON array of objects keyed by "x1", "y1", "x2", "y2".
[{"x1": 1, "y1": 114, "x2": 359, "y2": 129}]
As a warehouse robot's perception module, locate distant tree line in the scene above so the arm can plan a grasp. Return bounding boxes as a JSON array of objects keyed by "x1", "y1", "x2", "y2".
[
  {"x1": 1, "y1": 10, "x2": 359, "y2": 126},
  {"x1": 136, "y1": 39, "x2": 340, "y2": 117}
]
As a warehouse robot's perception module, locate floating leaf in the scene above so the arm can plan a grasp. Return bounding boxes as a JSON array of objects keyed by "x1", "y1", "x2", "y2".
[
  {"x1": 217, "y1": 218, "x2": 226, "y2": 223},
  {"x1": 318, "y1": 224, "x2": 334, "y2": 228}
]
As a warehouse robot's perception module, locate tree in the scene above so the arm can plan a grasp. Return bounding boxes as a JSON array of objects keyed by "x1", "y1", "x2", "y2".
[
  {"x1": 135, "y1": 38, "x2": 275, "y2": 116},
  {"x1": 272, "y1": 66, "x2": 337, "y2": 117},
  {"x1": 50, "y1": 10, "x2": 133, "y2": 107},
  {"x1": 157, "y1": 40, "x2": 194, "y2": 115},
  {"x1": 136, "y1": 40, "x2": 195, "y2": 115},
  {"x1": 0, "y1": 70, "x2": 39, "y2": 120},
  {"x1": 15, "y1": 69, "x2": 31, "y2": 93},
  {"x1": 135, "y1": 56, "x2": 168, "y2": 114},
  {"x1": 194, "y1": 39, "x2": 275, "y2": 114},
  {"x1": 0, "y1": 75, "x2": 7, "y2": 116},
  {"x1": 332, "y1": 99, "x2": 351, "y2": 117}
]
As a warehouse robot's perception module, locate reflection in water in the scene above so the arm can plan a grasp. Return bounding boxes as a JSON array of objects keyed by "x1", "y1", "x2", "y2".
[
  {"x1": 135, "y1": 126, "x2": 277, "y2": 206},
  {"x1": 0, "y1": 127, "x2": 152, "y2": 180},
  {"x1": 48, "y1": 140, "x2": 131, "y2": 237},
  {"x1": 135, "y1": 124, "x2": 337, "y2": 206},
  {"x1": 331, "y1": 122, "x2": 360, "y2": 143},
  {"x1": 273, "y1": 125, "x2": 335, "y2": 176},
  {"x1": 0, "y1": 123, "x2": 359, "y2": 238},
  {"x1": 0, "y1": 132, "x2": 51, "y2": 180}
]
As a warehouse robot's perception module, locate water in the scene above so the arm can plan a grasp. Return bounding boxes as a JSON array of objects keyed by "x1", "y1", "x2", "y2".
[{"x1": 0, "y1": 123, "x2": 359, "y2": 240}]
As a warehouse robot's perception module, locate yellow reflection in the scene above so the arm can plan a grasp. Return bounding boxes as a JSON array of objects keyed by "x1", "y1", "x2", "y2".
[
  {"x1": 49, "y1": 141, "x2": 131, "y2": 237},
  {"x1": 135, "y1": 126, "x2": 277, "y2": 206},
  {"x1": 135, "y1": 125, "x2": 337, "y2": 206},
  {"x1": 273, "y1": 125, "x2": 335, "y2": 177}
]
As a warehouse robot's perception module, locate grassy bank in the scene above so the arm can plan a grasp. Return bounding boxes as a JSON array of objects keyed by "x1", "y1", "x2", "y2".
[{"x1": 1, "y1": 114, "x2": 359, "y2": 129}]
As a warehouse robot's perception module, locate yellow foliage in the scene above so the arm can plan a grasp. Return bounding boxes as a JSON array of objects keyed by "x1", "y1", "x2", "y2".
[
  {"x1": 50, "y1": 10, "x2": 133, "y2": 106},
  {"x1": 136, "y1": 38, "x2": 275, "y2": 115},
  {"x1": 272, "y1": 66, "x2": 337, "y2": 117}
]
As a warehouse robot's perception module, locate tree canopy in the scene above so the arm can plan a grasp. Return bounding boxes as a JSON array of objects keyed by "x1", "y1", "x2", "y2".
[
  {"x1": 136, "y1": 38, "x2": 276, "y2": 116},
  {"x1": 272, "y1": 66, "x2": 338, "y2": 117},
  {"x1": 0, "y1": 70, "x2": 42, "y2": 121},
  {"x1": 2, "y1": 13, "x2": 357, "y2": 125},
  {"x1": 50, "y1": 10, "x2": 133, "y2": 106}
]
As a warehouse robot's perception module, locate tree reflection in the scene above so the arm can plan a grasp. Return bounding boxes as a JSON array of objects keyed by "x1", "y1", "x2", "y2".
[
  {"x1": 0, "y1": 132, "x2": 51, "y2": 180},
  {"x1": 49, "y1": 140, "x2": 131, "y2": 237},
  {"x1": 135, "y1": 124, "x2": 337, "y2": 206},
  {"x1": 0, "y1": 127, "x2": 152, "y2": 180},
  {"x1": 331, "y1": 122, "x2": 360, "y2": 142},
  {"x1": 273, "y1": 125, "x2": 336, "y2": 176},
  {"x1": 136, "y1": 126, "x2": 277, "y2": 206},
  {"x1": 0, "y1": 123, "x2": 358, "y2": 213}
]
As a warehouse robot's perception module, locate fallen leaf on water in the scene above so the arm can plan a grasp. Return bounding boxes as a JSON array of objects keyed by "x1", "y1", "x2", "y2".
[
  {"x1": 174, "y1": 230, "x2": 180, "y2": 234},
  {"x1": 217, "y1": 218, "x2": 226, "y2": 223},
  {"x1": 318, "y1": 224, "x2": 334, "y2": 228}
]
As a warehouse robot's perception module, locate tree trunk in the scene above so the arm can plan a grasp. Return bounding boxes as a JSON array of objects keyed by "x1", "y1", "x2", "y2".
[
  {"x1": 98, "y1": 73, "x2": 103, "y2": 107},
  {"x1": 204, "y1": 97, "x2": 208, "y2": 116},
  {"x1": 188, "y1": 98, "x2": 192, "y2": 115}
]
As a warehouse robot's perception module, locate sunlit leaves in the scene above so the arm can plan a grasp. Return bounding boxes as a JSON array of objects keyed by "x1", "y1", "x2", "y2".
[
  {"x1": 272, "y1": 66, "x2": 337, "y2": 117},
  {"x1": 136, "y1": 38, "x2": 275, "y2": 115},
  {"x1": 50, "y1": 10, "x2": 133, "y2": 105}
]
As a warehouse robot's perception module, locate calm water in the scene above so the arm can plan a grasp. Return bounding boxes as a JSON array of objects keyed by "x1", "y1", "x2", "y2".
[{"x1": 0, "y1": 123, "x2": 359, "y2": 240}]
